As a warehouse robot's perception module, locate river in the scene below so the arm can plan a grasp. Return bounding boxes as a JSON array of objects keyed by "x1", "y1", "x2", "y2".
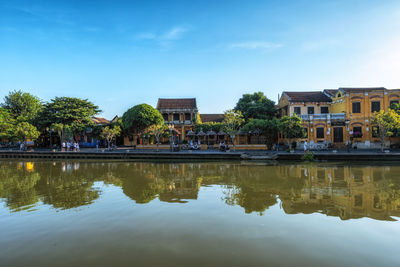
[{"x1": 0, "y1": 160, "x2": 399, "y2": 266}]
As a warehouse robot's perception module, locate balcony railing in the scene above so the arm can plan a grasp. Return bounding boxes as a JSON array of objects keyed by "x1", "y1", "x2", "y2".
[
  {"x1": 298, "y1": 113, "x2": 345, "y2": 121},
  {"x1": 164, "y1": 120, "x2": 193, "y2": 125},
  {"x1": 330, "y1": 113, "x2": 346, "y2": 120}
]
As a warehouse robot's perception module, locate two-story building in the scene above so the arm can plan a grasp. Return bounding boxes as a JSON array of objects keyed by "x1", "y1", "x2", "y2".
[
  {"x1": 156, "y1": 98, "x2": 198, "y2": 142},
  {"x1": 278, "y1": 87, "x2": 400, "y2": 149},
  {"x1": 327, "y1": 87, "x2": 400, "y2": 148},
  {"x1": 278, "y1": 91, "x2": 345, "y2": 147}
]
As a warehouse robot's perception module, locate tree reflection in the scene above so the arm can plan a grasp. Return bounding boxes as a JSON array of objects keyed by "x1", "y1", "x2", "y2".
[
  {"x1": 1, "y1": 161, "x2": 400, "y2": 220},
  {"x1": 0, "y1": 162, "x2": 40, "y2": 212}
]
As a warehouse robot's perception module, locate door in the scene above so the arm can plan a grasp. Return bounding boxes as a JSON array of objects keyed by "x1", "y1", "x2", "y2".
[{"x1": 333, "y1": 127, "x2": 343, "y2": 143}]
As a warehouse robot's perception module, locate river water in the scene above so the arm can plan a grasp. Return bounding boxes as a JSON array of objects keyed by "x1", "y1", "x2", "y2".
[{"x1": 0, "y1": 160, "x2": 399, "y2": 266}]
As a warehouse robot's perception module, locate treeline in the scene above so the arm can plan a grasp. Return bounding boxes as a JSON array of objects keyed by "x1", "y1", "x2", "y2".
[
  {"x1": 0, "y1": 90, "x2": 113, "y2": 147},
  {"x1": 0, "y1": 90, "x2": 307, "y2": 148}
]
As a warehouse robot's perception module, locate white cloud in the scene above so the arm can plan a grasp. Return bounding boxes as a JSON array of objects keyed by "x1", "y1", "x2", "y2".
[
  {"x1": 136, "y1": 26, "x2": 189, "y2": 48},
  {"x1": 229, "y1": 41, "x2": 283, "y2": 50},
  {"x1": 161, "y1": 27, "x2": 188, "y2": 40}
]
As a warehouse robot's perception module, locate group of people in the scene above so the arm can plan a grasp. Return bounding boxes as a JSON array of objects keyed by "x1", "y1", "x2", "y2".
[
  {"x1": 61, "y1": 141, "x2": 80, "y2": 152},
  {"x1": 189, "y1": 139, "x2": 201, "y2": 150}
]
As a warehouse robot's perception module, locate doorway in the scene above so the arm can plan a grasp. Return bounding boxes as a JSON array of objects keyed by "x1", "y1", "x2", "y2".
[{"x1": 333, "y1": 127, "x2": 343, "y2": 143}]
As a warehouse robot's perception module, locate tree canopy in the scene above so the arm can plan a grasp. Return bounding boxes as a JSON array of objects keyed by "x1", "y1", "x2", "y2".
[
  {"x1": 101, "y1": 125, "x2": 121, "y2": 149},
  {"x1": 242, "y1": 118, "x2": 280, "y2": 149},
  {"x1": 122, "y1": 104, "x2": 163, "y2": 134},
  {"x1": 223, "y1": 109, "x2": 244, "y2": 149},
  {"x1": 0, "y1": 108, "x2": 15, "y2": 141},
  {"x1": 373, "y1": 109, "x2": 400, "y2": 151},
  {"x1": 39, "y1": 97, "x2": 101, "y2": 135},
  {"x1": 279, "y1": 115, "x2": 305, "y2": 146},
  {"x1": 234, "y1": 92, "x2": 276, "y2": 121},
  {"x1": 14, "y1": 121, "x2": 40, "y2": 142},
  {"x1": 1, "y1": 91, "x2": 42, "y2": 142},
  {"x1": 1, "y1": 90, "x2": 42, "y2": 123}
]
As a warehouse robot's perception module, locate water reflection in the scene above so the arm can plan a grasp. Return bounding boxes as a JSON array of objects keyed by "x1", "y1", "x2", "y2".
[{"x1": 1, "y1": 161, "x2": 400, "y2": 221}]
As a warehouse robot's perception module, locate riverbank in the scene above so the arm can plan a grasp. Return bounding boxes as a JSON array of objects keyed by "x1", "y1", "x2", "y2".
[{"x1": 2, "y1": 149, "x2": 400, "y2": 161}]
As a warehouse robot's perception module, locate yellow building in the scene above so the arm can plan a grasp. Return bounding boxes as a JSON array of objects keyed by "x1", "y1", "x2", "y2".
[
  {"x1": 278, "y1": 91, "x2": 344, "y2": 148},
  {"x1": 327, "y1": 87, "x2": 400, "y2": 149},
  {"x1": 278, "y1": 87, "x2": 400, "y2": 149},
  {"x1": 157, "y1": 98, "x2": 198, "y2": 142}
]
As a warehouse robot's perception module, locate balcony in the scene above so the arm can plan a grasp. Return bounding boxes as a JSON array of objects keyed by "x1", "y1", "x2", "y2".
[
  {"x1": 298, "y1": 113, "x2": 345, "y2": 121},
  {"x1": 330, "y1": 113, "x2": 346, "y2": 120},
  {"x1": 164, "y1": 120, "x2": 193, "y2": 125}
]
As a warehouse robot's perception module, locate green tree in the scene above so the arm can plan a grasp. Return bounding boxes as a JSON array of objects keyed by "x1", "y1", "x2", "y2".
[
  {"x1": 147, "y1": 124, "x2": 168, "y2": 151},
  {"x1": 39, "y1": 97, "x2": 101, "y2": 143},
  {"x1": 0, "y1": 108, "x2": 15, "y2": 141},
  {"x1": 1, "y1": 90, "x2": 42, "y2": 123},
  {"x1": 279, "y1": 115, "x2": 305, "y2": 148},
  {"x1": 373, "y1": 109, "x2": 400, "y2": 152},
  {"x1": 100, "y1": 126, "x2": 122, "y2": 149},
  {"x1": 194, "y1": 122, "x2": 224, "y2": 133},
  {"x1": 242, "y1": 118, "x2": 280, "y2": 149},
  {"x1": 223, "y1": 109, "x2": 245, "y2": 150},
  {"x1": 235, "y1": 92, "x2": 276, "y2": 121},
  {"x1": 122, "y1": 104, "x2": 163, "y2": 134},
  {"x1": 14, "y1": 121, "x2": 40, "y2": 142}
]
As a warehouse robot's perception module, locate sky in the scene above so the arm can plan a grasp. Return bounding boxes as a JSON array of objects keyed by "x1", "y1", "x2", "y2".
[{"x1": 1, "y1": 0, "x2": 400, "y2": 118}]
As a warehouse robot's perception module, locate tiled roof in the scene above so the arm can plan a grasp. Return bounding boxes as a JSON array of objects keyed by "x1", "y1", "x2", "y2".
[
  {"x1": 157, "y1": 98, "x2": 197, "y2": 110},
  {"x1": 339, "y1": 87, "x2": 386, "y2": 92},
  {"x1": 323, "y1": 89, "x2": 338, "y2": 97},
  {"x1": 200, "y1": 114, "x2": 224, "y2": 123},
  {"x1": 92, "y1": 117, "x2": 110, "y2": 125},
  {"x1": 283, "y1": 91, "x2": 332, "y2": 102}
]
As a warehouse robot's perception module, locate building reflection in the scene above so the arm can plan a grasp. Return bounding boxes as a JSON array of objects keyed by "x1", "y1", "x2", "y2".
[
  {"x1": 277, "y1": 164, "x2": 400, "y2": 220},
  {"x1": 0, "y1": 161, "x2": 400, "y2": 221}
]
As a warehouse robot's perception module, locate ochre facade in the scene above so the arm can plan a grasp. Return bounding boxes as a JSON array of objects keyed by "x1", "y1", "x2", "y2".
[{"x1": 278, "y1": 87, "x2": 400, "y2": 149}]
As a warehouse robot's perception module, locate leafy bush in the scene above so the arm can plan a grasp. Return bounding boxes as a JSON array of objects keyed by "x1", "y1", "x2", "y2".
[{"x1": 301, "y1": 151, "x2": 315, "y2": 162}]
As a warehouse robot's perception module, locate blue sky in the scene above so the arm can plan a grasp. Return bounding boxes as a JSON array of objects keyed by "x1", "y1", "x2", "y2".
[{"x1": 1, "y1": 0, "x2": 400, "y2": 118}]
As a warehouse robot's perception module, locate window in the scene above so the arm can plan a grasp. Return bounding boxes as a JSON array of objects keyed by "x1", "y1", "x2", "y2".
[
  {"x1": 353, "y1": 126, "x2": 362, "y2": 137},
  {"x1": 303, "y1": 128, "x2": 308, "y2": 138},
  {"x1": 173, "y1": 113, "x2": 180, "y2": 121},
  {"x1": 390, "y1": 100, "x2": 399, "y2": 108},
  {"x1": 185, "y1": 113, "x2": 191, "y2": 121},
  {"x1": 320, "y1": 106, "x2": 329, "y2": 114},
  {"x1": 371, "y1": 101, "x2": 380, "y2": 112},
  {"x1": 294, "y1": 107, "x2": 301, "y2": 115},
  {"x1": 354, "y1": 194, "x2": 363, "y2": 207},
  {"x1": 163, "y1": 113, "x2": 169, "y2": 121},
  {"x1": 316, "y1": 127, "x2": 324, "y2": 139},
  {"x1": 352, "y1": 102, "x2": 361, "y2": 113},
  {"x1": 308, "y1": 106, "x2": 314, "y2": 114},
  {"x1": 372, "y1": 126, "x2": 379, "y2": 138}
]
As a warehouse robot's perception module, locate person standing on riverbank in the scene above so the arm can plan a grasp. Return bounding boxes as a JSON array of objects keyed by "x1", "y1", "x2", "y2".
[{"x1": 304, "y1": 141, "x2": 308, "y2": 152}]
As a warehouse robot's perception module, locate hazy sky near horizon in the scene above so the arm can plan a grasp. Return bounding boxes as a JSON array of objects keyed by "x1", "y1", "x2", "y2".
[{"x1": 1, "y1": 0, "x2": 400, "y2": 118}]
